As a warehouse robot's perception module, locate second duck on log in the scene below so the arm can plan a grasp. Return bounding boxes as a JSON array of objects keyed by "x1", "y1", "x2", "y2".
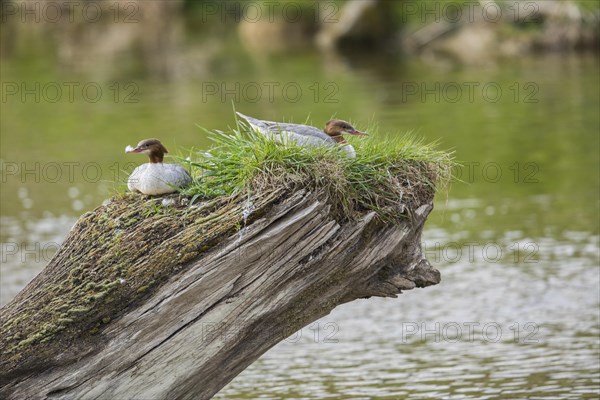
[{"x1": 236, "y1": 112, "x2": 368, "y2": 158}]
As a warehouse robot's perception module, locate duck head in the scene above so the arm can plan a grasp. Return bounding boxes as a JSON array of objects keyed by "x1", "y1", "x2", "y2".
[
  {"x1": 324, "y1": 120, "x2": 368, "y2": 144},
  {"x1": 126, "y1": 138, "x2": 168, "y2": 163}
]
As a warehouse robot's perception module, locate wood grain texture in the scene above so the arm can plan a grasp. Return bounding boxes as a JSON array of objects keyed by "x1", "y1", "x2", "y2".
[{"x1": 0, "y1": 190, "x2": 439, "y2": 400}]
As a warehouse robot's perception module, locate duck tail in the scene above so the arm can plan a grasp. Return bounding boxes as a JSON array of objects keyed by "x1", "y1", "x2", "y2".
[
  {"x1": 236, "y1": 112, "x2": 268, "y2": 133},
  {"x1": 236, "y1": 112, "x2": 257, "y2": 125}
]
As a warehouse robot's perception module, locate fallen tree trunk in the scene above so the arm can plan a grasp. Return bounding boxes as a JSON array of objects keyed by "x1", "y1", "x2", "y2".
[{"x1": 0, "y1": 189, "x2": 440, "y2": 400}]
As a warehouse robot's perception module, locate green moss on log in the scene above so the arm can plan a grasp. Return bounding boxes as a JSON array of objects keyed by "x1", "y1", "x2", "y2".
[{"x1": 0, "y1": 190, "x2": 282, "y2": 373}]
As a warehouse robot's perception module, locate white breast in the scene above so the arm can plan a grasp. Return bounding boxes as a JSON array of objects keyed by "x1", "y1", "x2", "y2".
[
  {"x1": 127, "y1": 163, "x2": 192, "y2": 195},
  {"x1": 340, "y1": 144, "x2": 356, "y2": 158}
]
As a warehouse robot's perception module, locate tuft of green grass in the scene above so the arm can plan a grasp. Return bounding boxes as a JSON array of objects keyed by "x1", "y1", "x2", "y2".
[{"x1": 180, "y1": 117, "x2": 455, "y2": 221}]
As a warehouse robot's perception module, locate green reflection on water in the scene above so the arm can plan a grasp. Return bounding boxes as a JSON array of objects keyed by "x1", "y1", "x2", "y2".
[{"x1": 2, "y1": 30, "x2": 597, "y2": 238}]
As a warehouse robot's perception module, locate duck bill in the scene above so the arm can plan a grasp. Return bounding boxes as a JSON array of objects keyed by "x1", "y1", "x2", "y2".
[
  {"x1": 350, "y1": 130, "x2": 368, "y2": 136},
  {"x1": 125, "y1": 145, "x2": 143, "y2": 153}
]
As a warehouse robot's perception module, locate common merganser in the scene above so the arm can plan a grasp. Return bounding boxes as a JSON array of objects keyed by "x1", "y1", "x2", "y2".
[
  {"x1": 236, "y1": 112, "x2": 368, "y2": 158},
  {"x1": 125, "y1": 139, "x2": 192, "y2": 195}
]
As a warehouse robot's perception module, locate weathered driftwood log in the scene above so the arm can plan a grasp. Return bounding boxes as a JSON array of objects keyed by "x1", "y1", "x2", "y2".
[{"x1": 0, "y1": 188, "x2": 439, "y2": 400}]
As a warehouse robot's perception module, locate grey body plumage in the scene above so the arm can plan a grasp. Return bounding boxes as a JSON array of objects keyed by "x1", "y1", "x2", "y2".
[{"x1": 236, "y1": 112, "x2": 367, "y2": 158}]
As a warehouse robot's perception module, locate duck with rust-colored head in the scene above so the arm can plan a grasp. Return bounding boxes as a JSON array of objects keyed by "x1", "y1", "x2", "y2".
[
  {"x1": 236, "y1": 112, "x2": 368, "y2": 158},
  {"x1": 125, "y1": 139, "x2": 192, "y2": 195}
]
